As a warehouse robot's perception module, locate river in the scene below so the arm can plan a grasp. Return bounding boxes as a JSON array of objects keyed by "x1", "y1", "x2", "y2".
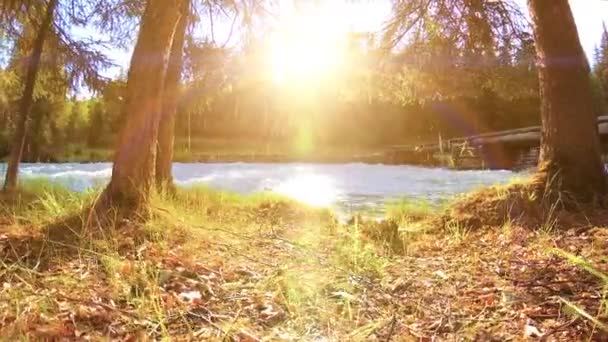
[{"x1": 5, "y1": 162, "x2": 521, "y2": 216}]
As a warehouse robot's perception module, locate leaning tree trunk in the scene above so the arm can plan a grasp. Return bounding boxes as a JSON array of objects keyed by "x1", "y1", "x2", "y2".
[
  {"x1": 527, "y1": 0, "x2": 607, "y2": 202},
  {"x1": 156, "y1": 0, "x2": 189, "y2": 192},
  {"x1": 101, "y1": 0, "x2": 182, "y2": 211},
  {"x1": 3, "y1": 0, "x2": 57, "y2": 192}
]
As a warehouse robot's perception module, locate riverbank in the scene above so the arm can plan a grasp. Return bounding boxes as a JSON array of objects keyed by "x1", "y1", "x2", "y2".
[
  {"x1": 1, "y1": 139, "x2": 390, "y2": 164},
  {"x1": 12, "y1": 148, "x2": 388, "y2": 164},
  {"x1": 0, "y1": 181, "x2": 606, "y2": 340},
  {"x1": 2, "y1": 139, "x2": 529, "y2": 170}
]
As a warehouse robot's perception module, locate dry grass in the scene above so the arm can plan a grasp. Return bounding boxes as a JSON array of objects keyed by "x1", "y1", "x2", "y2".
[
  {"x1": 0, "y1": 180, "x2": 607, "y2": 340},
  {"x1": 443, "y1": 180, "x2": 608, "y2": 231}
]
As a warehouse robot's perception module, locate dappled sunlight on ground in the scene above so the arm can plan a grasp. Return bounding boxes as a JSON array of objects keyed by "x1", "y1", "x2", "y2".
[{"x1": 0, "y1": 183, "x2": 607, "y2": 340}]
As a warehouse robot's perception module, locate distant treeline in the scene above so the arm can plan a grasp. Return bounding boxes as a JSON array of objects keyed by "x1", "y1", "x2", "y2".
[
  {"x1": 178, "y1": 92, "x2": 543, "y2": 147},
  {"x1": 0, "y1": 83, "x2": 547, "y2": 160},
  {"x1": 1, "y1": 26, "x2": 607, "y2": 161}
]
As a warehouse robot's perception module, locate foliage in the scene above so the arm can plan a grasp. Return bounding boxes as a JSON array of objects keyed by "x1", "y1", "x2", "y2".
[
  {"x1": 171, "y1": 30, "x2": 543, "y2": 153},
  {"x1": 594, "y1": 24, "x2": 608, "y2": 110},
  {"x1": 87, "y1": 101, "x2": 106, "y2": 148},
  {"x1": 1, "y1": 36, "x2": 547, "y2": 161},
  {"x1": 4, "y1": 0, "x2": 595, "y2": 162},
  {"x1": 382, "y1": 0, "x2": 533, "y2": 99}
]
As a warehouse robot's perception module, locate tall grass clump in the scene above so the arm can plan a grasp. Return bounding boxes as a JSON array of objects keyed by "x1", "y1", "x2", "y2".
[
  {"x1": 386, "y1": 198, "x2": 441, "y2": 224},
  {"x1": 355, "y1": 199, "x2": 442, "y2": 255},
  {"x1": 443, "y1": 175, "x2": 605, "y2": 231},
  {"x1": 0, "y1": 179, "x2": 99, "y2": 227}
]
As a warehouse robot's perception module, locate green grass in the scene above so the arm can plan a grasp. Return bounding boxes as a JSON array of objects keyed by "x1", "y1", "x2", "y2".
[{"x1": 385, "y1": 198, "x2": 441, "y2": 223}]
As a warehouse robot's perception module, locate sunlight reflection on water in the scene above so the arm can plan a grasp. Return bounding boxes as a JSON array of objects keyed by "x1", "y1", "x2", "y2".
[
  {"x1": 273, "y1": 174, "x2": 339, "y2": 207},
  {"x1": 4, "y1": 162, "x2": 519, "y2": 216}
]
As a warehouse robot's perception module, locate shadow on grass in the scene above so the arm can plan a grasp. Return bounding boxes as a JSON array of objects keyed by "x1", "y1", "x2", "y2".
[{"x1": 0, "y1": 185, "x2": 146, "y2": 270}]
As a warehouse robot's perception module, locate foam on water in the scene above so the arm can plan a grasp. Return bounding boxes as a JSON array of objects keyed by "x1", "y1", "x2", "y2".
[{"x1": 3, "y1": 162, "x2": 519, "y2": 214}]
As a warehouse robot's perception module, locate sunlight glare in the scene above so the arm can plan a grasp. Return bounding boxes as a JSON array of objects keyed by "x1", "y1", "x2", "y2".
[
  {"x1": 274, "y1": 174, "x2": 338, "y2": 207},
  {"x1": 270, "y1": 4, "x2": 347, "y2": 84}
]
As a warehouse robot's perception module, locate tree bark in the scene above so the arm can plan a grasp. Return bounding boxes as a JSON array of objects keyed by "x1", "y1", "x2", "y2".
[
  {"x1": 3, "y1": 0, "x2": 57, "y2": 192},
  {"x1": 527, "y1": 0, "x2": 607, "y2": 202},
  {"x1": 156, "y1": 0, "x2": 189, "y2": 192},
  {"x1": 101, "y1": 0, "x2": 182, "y2": 211}
]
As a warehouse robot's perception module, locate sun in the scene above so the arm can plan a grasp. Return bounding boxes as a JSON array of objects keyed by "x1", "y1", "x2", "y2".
[{"x1": 269, "y1": 4, "x2": 347, "y2": 85}]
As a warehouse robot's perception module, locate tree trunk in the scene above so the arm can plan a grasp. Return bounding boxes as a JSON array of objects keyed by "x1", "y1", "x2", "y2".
[
  {"x1": 3, "y1": 0, "x2": 57, "y2": 192},
  {"x1": 527, "y1": 0, "x2": 607, "y2": 202},
  {"x1": 101, "y1": 0, "x2": 182, "y2": 211},
  {"x1": 156, "y1": 0, "x2": 189, "y2": 192}
]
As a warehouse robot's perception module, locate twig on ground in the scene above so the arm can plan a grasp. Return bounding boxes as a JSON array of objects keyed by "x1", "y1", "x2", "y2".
[
  {"x1": 385, "y1": 315, "x2": 397, "y2": 342},
  {"x1": 540, "y1": 318, "x2": 579, "y2": 342}
]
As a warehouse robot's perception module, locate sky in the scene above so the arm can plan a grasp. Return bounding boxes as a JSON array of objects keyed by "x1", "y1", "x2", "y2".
[
  {"x1": 323, "y1": 0, "x2": 608, "y2": 63},
  {"x1": 101, "y1": 0, "x2": 608, "y2": 78},
  {"x1": 563, "y1": 0, "x2": 608, "y2": 61}
]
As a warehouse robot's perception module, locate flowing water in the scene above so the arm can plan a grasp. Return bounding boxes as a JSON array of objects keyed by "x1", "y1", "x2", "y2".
[{"x1": 4, "y1": 162, "x2": 521, "y2": 216}]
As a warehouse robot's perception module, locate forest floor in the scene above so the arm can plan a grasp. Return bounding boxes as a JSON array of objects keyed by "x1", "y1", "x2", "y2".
[{"x1": 0, "y1": 181, "x2": 607, "y2": 341}]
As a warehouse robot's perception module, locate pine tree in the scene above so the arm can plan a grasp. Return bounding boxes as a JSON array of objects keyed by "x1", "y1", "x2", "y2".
[
  {"x1": 594, "y1": 23, "x2": 608, "y2": 102},
  {"x1": 87, "y1": 102, "x2": 106, "y2": 148},
  {"x1": 99, "y1": 0, "x2": 184, "y2": 212},
  {"x1": 156, "y1": 0, "x2": 190, "y2": 192},
  {"x1": 65, "y1": 103, "x2": 82, "y2": 143},
  {"x1": 1, "y1": 0, "x2": 115, "y2": 191},
  {"x1": 527, "y1": 0, "x2": 606, "y2": 201},
  {"x1": 3, "y1": 0, "x2": 58, "y2": 191}
]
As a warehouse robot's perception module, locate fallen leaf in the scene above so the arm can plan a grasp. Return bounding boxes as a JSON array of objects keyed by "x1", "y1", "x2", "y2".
[
  {"x1": 433, "y1": 270, "x2": 449, "y2": 280},
  {"x1": 258, "y1": 302, "x2": 285, "y2": 325},
  {"x1": 330, "y1": 291, "x2": 357, "y2": 302},
  {"x1": 237, "y1": 329, "x2": 261, "y2": 342},
  {"x1": 179, "y1": 290, "x2": 202, "y2": 303},
  {"x1": 524, "y1": 320, "x2": 543, "y2": 338}
]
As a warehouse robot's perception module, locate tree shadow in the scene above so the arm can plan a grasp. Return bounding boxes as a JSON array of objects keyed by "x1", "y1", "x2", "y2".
[{"x1": 0, "y1": 189, "x2": 146, "y2": 271}]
